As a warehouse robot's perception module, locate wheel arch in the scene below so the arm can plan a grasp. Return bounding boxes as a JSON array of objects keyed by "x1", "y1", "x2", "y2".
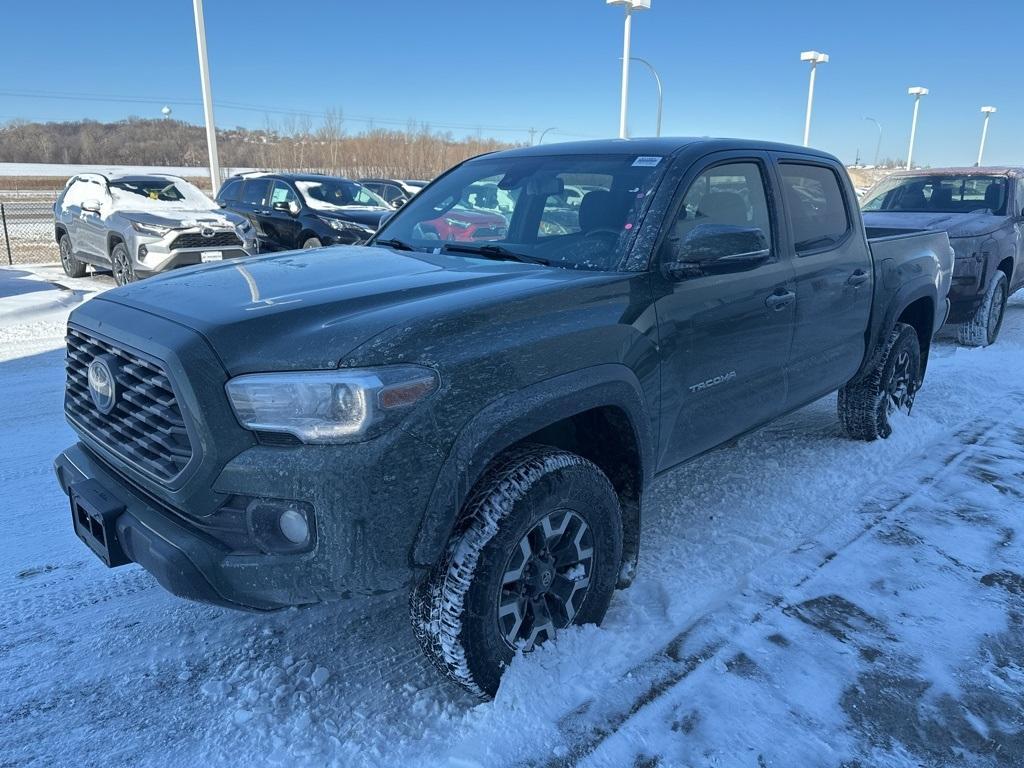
[
  {"x1": 412, "y1": 364, "x2": 655, "y2": 588},
  {"x1": 54, "y1": 224, "x2": 68, "y2": 244},
  {"x1": 855, "y1": 278, "x2": 938, "y2": 384},
  {"x1": 107, "y1": 231, "x2": 126, "y2": 255}
]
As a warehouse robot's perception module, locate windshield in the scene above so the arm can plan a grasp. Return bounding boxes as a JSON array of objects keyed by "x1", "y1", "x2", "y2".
[
  {"x1": 295, "y1": 179, "x2": 389, "y2": 210},
  {"x1": 862, "y1": 174, "x2": 1009, "y2": 215},
  {"x1": 372, "y1": 153, "x2": 667, "y2": 271},
  {"x1": 108, "y1": 177, "x2": 217, "y2": 210}
]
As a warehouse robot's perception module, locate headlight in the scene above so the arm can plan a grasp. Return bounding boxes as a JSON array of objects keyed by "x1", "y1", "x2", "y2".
[
  {"x1": 130, "y1": 221, "x2": 175, "y2": 237},
  {"x1": 225, "y1": 366, "x2": 439, "y2": 444},
  {"x1": 319, "y1": 217, "x2": 372, "y2": 235}
]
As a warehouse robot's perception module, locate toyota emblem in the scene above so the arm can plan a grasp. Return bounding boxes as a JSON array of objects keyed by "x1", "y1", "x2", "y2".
[
  {"x1": 87, "y1": 356, "x2": 118, "y2": 414},
  {"x1": 201, "y1": 227, "x2": 216, "y2": 238}
]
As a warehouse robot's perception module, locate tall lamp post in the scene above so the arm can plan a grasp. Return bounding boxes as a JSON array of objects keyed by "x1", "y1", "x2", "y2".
[
  {"x1": 864, "y1": 116, "x2": 882, "y2": 166},
  {"x1": 627, "y1": 56, "x2": 663, "y2": 136},
  {"x1": 905, "y1": 86, "x2": 928, "y2": 170},
  {"x1": 800, "y1": 50, "x2": 829, "y2": 147},
  {"x1": 977, "y1": 106, "x2": 996, "y2": 167},
  {"x1": 537, "y1": 127, "x2": 558, "y2": 145},
  {"x1": 607, "y1": 0, "x2": 651, "y2": 139},
  {"x1": 192, "y1": 0, "x2": 221, "y2": 193}
]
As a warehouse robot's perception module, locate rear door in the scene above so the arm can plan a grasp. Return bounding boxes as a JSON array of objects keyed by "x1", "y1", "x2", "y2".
[
  {"x1": 266, "y1": 181, "x2": 303, "y2": 249},
  {"x1": 653, "y1": 153, "x2": 797, "y2": 469},
  {"x1": 237, "y1": 179, "x2": 274, "y2": 248},
  {"x1": 774, "y1": 157, "x2": 872, "y2": 408}
]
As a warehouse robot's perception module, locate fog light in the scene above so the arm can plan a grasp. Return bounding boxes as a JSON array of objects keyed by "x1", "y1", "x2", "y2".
[
  {"x1": 279, "y1": 508, "x2": 310, "y2": 545},
  {"x1": 138, "y1": 245, "x2": 148, "y2": 260}
]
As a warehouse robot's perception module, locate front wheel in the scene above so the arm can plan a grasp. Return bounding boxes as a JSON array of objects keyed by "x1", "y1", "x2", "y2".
[
  {"x1": 110, "y1": 242, "x2": 136, "y2": 286},
  {"x1": 301, "y1": 237, "x2": 323, "y2": 249},
  {"x1": 957, "y1": 270, "x2": 1008, "y2": 347},
  {"x1": 411, "y1": 445, "x2": 623, "y2": 698},
  {"x1": 838, "y1": 322, "x2": 922, "y2": 441},
  {"x1": 59, "y1": 234, "x2": 87, "y2": 278}
]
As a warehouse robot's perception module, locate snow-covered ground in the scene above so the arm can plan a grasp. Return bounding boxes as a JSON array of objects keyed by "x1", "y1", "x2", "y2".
[{"x1": 2, "y1": 265, "x2": 1022, "y2": 767}]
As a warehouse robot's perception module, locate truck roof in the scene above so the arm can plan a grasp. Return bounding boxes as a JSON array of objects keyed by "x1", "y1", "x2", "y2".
[
  {"x1": 887, "y1": 166, "x2": 1024, "y2": 178},
  {"x1": 490, "y1": 137, "x2": 840, "y2": 162}
]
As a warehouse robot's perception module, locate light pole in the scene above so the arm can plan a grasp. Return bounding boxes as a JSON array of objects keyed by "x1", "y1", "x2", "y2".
[
  {"x1": 905, "y1": 86, "x2": 928, "y2": 170},
  {"x1": 977, "y1": 106, "x2": 996, "y2": 167},
  {"x1": 800, "y1": 50, "x2": 828, "y2": 147},
  {"x1": 625, "y1": 56, "x2": 662, "y2": 136},
  {"x1": 864, "y1": 117, "x2": 882, "y2": 166},
  {"x1": 607, "y1": 0, "x2": 651, "y2": 139},
  {"x1": 192, "y1": 0, "x2": 221, "y2": 193},
  {"x1": 537, "y1": 127, "x2": 558, "y2": 145}
]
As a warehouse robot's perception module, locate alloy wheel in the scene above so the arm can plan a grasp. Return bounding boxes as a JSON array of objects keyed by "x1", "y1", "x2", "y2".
[
  {"x1": 988, "y1": 280, "x2": 1007, "y2": 344},
  {"x1": 60, "y1": 238, "x2": 72, "y2": 271},
  {"x1": 886, "y1": 348, "x2": 914, "y2": 414},
  {"x1": 497, "y1": 509, "x2": 595, "y2": 651}
]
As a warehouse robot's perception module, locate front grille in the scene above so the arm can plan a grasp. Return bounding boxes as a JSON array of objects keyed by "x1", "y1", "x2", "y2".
[
  {"x1": 65, "y1": 328, "x2": 193, "y2": 483},
  {"x1": 169, "y1": 231, "x2": 242, "y2": 250}
]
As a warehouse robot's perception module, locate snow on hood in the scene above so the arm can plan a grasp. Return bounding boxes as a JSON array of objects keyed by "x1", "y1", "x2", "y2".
[{"x1": 861, "y1": 210, "x2": 1009, "y2": 239}]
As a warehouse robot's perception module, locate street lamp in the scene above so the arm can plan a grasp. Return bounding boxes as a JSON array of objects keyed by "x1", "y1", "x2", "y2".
[
  {"x1": 864, "y1": 117, "x2": 882, "y2": 166},
  {"x1": 607, "y1": 0, "x2": 651, "y2": 139},
  {"x1": 800, "y1": 50, "x2": 829, "y2": 147},
  {"x1": 905, "y1": 86, "x2": 928, "y2": 170},
  {"x1": 192, "y1": 0, "x2": 221, "y2": 193},
  {"x1": 977, "y1": 106, "x2": 996, "y2": 167},
  {"x1": 537, "y1": 127, "x2": 558, "y2": 145},
  {"x1": 625, "y1": 56, "x2": 663, "y2": 136}
]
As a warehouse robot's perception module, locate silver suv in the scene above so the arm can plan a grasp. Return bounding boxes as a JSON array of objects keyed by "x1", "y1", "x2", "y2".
[{"x1": 53, "y1": 173, "x2": 257, "y2": 285}]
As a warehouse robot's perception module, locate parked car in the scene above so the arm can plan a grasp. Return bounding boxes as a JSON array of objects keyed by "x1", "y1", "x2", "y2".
[
  {"x1": 862, "y1": 167, "x2": 1024, "y2": 346},
  {"x1": 357, "y1": 178, "x2": 426, "y2": 208},
  {"x1": 53, "y1": 173, "x2": 256, "y2": 285},
  {"x1": 54, "y1": 138, "x2": 952, "y2": 699},
  {"x1": 217, "y1": 173, "x2": 391, "y2": 251}
]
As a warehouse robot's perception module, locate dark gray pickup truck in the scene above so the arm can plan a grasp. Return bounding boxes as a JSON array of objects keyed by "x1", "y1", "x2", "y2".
[{"x1": 54, "y1": 138, "x2": 952, "y2": 697}]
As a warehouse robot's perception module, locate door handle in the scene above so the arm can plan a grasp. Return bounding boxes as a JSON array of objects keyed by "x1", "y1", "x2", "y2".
[
  {"x1": 765, "y1": 290, "x2": 796, "y2": 310},
  {"x1": 847, "y1": 269, "x2": 870, "y2": 286}
]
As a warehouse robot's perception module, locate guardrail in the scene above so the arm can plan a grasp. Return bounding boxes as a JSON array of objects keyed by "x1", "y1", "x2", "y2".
[{"x1": 0, "y1": 199, "x2": 59, "y2": 266}]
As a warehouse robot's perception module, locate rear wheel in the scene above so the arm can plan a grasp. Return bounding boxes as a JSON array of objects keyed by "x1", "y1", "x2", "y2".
[
  {"x1": 838, "y1": 322, "x2": 922, "y2": 441},
  {"x1": 110, "y1": 242, "x2": 136, "y2": 286},
  {"x1": 957, "y1": 270, "x2": 1008, "y2": 347},
  {"x1": 59, "y1": 234, "x2": 87, "y2": 278},
  {"x1": 411, "y1": 445, "x2": 623, "y2": 698},
  {"x1": 301, "y1": 237, "x2": 323, "y2": 249}
]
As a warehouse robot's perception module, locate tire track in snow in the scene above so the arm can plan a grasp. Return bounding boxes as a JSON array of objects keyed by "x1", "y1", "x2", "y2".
[{"x1": 533, "y1": 405, "x2": 1018, "y2": 768}]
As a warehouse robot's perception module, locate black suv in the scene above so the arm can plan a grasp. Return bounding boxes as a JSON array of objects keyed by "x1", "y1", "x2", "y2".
[{"x1": 217, "y1": 173, "x2": 392, "y2": 251}]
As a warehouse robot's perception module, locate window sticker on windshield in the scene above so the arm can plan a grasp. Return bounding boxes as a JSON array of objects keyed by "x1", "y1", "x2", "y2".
[{"x1": 632, "y1": 156, "x2": 663, "y2": 167}]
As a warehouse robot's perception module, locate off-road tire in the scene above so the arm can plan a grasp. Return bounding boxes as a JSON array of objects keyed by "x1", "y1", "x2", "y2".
[
  {"x1": 110, "y1": 242, "x2": 136, "y2": 286},
  {"x1": 957, "y1": 270, "x2": 1008, "y2": 347},
  {"x1": 411, "y1": 445, "x2": 623, "y2": 698},
  {"x1": 838, "y1": 322, "x2": 922, "y2": 441},
  {"x1": 301, "y1": 237, "x2": 323, "y2": 249},
  {"x1": 59, "y1": 234, "x2": 87, "y2": 278}
]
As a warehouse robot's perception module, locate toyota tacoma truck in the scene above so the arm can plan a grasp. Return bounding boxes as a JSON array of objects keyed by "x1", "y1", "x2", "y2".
[
  {"x1": 54, "y1": 138, "x2": 953, "y2": 698},
  {"x1": 862, "y1": 166, "x2": 1024, "y2": 346}
]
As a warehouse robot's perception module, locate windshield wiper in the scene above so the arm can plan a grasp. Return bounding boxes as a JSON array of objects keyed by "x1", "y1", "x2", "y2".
[
  {"x1": 374, "y1": 237, "x2": 416, "y2": 252},
  {"x1": 440, "y1": 242, "x2": 549, "y2": 266}
]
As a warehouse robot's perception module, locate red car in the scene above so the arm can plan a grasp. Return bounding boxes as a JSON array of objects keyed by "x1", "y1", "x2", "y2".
[{"x1": 419, "y1": 208, "x2": 507, "y2": 242}]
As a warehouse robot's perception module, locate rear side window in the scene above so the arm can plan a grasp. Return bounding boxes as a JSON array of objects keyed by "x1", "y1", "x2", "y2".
[
  {"x1": 241, "y1": 179, "x2": 271, "y2": 206},
  {"x1": 780, "y1": 163, "x2": 850, "y2": 252},
  {"x1": 218, "y1": 178, "x2": 242, "y2": 202}
]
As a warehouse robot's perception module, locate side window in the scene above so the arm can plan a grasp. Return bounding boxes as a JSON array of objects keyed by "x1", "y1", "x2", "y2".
[
  {"x1": 779, "y1": 163, "x2": 850, "y2": 252},
  {"x1": 240, "y1": 179, "x2": 271, "y2": 207},
  {"x1": 662, "y1": 161, "x2": 774, "y2": 272},
  {"x1": 270, "y1": 181, "x2": 298, "y2": 206},
  {"x1": 353, "y1": 186, "x2": 379, "y2": 205},
  {"x1": 218, "y1": 178, "x2": 242, "y2": 202}
]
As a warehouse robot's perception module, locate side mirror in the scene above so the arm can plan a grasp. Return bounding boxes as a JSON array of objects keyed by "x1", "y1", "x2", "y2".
[
  {"x1": 271, "y1": 200, "x2": 301, "y2": 215},
  {"x1": 663, "y1": 224, "x2": 770, "y2": 280},
  {"x1": 391, "y1": 197, "x2": 408, "y2": 209},
  {"x1": 81, "y1": 199, "x2": 102, "y2": 214}
]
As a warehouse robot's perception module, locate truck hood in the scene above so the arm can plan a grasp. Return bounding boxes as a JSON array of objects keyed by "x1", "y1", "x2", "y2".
[
  {"x1": 861, "y1": 210, "x2": 1008, "y2": 238},
  {"x1": 95, "y1": 245, "x2": 563, "y2": 374}
]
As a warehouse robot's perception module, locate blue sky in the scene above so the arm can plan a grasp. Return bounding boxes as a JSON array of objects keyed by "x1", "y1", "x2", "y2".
[{"x1": 2, "y1": 0, "x2": 1021, "y2": 167}]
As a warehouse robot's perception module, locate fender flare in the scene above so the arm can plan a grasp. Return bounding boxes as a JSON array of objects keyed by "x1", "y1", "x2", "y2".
[
  {"x1": 411, "y1": 363, "x2": 655, "y2": 570},
  {"x1": 855, "y1": 276, "x2": 938, "y2": 384}
]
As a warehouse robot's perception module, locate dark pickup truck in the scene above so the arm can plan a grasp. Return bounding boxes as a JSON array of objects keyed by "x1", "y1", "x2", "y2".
[
  {"x1": 54, "y1": 138, "x2": 952, "y2": 697},
  {"x1": 862, "y1": 167, "x2": 1024, "y2": 346}
]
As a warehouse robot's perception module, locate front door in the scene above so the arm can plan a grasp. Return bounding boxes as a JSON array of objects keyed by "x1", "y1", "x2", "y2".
[
  {"x1": 267, "y1": 181, "x2": 303, "y2": 249},
  {"x1": 653, "y1": 155, "x2": 797, "y2": 470},
  {"x1": 775, "y1": 158, "x2": 872, "y2": 407}
]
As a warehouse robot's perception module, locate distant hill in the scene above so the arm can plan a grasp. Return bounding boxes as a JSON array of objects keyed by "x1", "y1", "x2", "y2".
[{"x1": 0, "y1": 117, "x2": 516, "y2": 179}]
